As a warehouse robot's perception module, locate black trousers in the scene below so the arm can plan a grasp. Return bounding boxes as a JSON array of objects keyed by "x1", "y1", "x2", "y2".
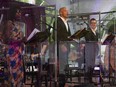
[
  {"x1": 59, "y1": 74, "x2": 66, "y2": 87},
  {"x1": 85, "y1": 67, "x2": 94, "y2": 83}
]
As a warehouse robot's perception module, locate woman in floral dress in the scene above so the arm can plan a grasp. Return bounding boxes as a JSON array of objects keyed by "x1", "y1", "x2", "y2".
[{"x1": 6, "y1": 6, "x2": 25, "y2": 87}]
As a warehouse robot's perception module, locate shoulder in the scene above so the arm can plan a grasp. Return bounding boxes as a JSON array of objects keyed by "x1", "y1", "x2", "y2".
[
  {"x1": 57, "y1": 17, "x2": 64, "y2": 25},
  {"x1": 87, "y1": 29, "x2": 93, "y2": 33},
  {"x1": 57, "y1": 17, "x2": 63, "y2": 21}
]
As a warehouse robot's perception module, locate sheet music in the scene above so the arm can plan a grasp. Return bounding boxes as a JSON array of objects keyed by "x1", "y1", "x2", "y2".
[
  {"x1": 101, "y1": 33, "x2": 115, "y2": 45},
  {"x1": 101, "y1": 34, "x2": 108, "y2": 43},
  {"x1": 40, "y1": 45, "x2": 48, "y2": 55},
  {"x1": 27, "y1": 28, "x2": 40, "y2": 41}
]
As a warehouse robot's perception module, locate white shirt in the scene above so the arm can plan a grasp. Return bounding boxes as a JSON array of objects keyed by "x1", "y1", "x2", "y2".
[{"x1": 91, "y1": 27, "x2": 97, "y2": 35}]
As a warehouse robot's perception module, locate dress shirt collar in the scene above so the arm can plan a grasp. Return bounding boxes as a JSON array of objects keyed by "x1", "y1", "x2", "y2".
[
  {"x1": 58, "y1": 16, "x2": 69, "y2": 32},
  {"x1": 58, "y1": 16, "x2": 68, "y2": 22},
  {"x1": 91, "y1": 27, "x2": 97, "y2": 35}
]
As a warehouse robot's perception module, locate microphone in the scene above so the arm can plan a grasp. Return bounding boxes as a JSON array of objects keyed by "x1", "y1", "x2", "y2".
[
  {"x1": 101, "y1": 24, "x2": 108, "y2": 30},
  {"x1": 41, "y1": 21, "x2": 53, "y2": 28},
  {"x1": 76, "y1": 22, "x2": 83, "y2": 25}
]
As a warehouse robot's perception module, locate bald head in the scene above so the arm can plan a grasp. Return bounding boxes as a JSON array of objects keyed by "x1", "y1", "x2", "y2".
[{"x1": 59, "y1": 7, "x2": 68, "y2": 20}]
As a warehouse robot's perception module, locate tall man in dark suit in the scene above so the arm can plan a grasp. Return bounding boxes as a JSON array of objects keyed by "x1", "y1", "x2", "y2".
[
  {"x1": 53, "y1": 7, "x2": 71, "y2": 41},
  {"x1": 52, "y1": 7, "x2": 71, "y2": 87}
]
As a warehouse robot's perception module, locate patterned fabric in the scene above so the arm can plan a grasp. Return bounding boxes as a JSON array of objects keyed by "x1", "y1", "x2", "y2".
[
  {"x1": 7, "y1": 21, "x2": 24, "y2": 87},
  {"x1": 8, "y1": 40, "x2": 24, "y2": 87}
]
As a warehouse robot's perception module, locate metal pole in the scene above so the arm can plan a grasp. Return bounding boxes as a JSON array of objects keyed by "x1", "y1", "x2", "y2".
[{"x1": 54, "y1": 5, "x2": 58, "y2": 87}]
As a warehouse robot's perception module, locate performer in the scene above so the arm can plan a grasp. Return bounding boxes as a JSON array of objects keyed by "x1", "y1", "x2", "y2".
[
  {"x1": 52, "y1": 7, "x2": 71, "y2": 87},
  {"x1": 84, "y1": 18, "x2": 99, "y2": 42},
  {"x1": 6, "y1": 5, "x2": 25, "y2": 87},
  {"x1": 77, "y1": 18, "x2": 99, "y2": 83},
  {"x1": 52, "y1": 7, "x2": 71, "y2": 41}
]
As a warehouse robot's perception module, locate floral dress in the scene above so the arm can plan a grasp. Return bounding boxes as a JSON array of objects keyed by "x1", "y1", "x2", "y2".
[{"x1": 7, "y1": 21, "x2": 24, "y2": 87}]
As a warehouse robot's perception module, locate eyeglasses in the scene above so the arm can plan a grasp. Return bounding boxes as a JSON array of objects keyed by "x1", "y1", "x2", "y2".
[{"x1": 91, "y1": 22, "x2": 97, "y2": 24}]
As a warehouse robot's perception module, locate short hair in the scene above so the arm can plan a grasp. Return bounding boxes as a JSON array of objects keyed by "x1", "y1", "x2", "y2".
[{"x1": 90, "y1": 18, "x2": 97, "y2": 23}]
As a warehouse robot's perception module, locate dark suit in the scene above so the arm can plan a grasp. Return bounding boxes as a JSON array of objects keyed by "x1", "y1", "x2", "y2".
[
  {"x1": 53, "y1": 17, "x2": 71, "y2": 41},
  {"x1": 52, "y1": 17, "x2": 71, "y2": 87},
  {"x1": 84, "y1": 29, "x2": 99, "y2": 42}
]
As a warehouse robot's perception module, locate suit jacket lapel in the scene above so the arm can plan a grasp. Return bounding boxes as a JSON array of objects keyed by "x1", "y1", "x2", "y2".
[{"x1": 67, "y1": 21, "x2": 71, "y2": 35}]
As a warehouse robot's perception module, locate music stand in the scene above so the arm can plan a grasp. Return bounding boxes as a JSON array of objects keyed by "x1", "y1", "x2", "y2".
[
  {"x1": 25, "y1": 30, "x2": 50, "y2": 87},
  {"x1": 26, "y1": 30, "x2": 50, "y2": 44},
  {"x1": 69, "y1": 28, "x2": 88, "y2": 40},
  {"x1": 69, "y1": 28, "x2": 89, "y2": 83},
  {"x1": 102, "y1": 33, "x2": 115, "y2": 45}
]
